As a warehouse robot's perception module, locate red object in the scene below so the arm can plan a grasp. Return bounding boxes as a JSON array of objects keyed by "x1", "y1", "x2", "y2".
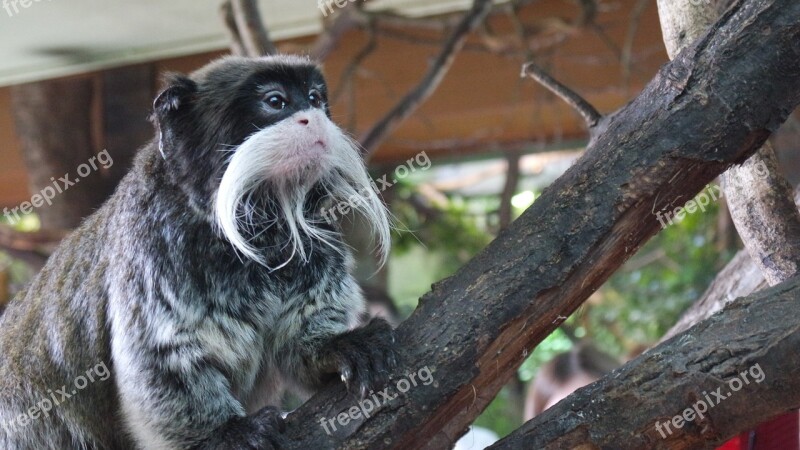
[
  {"x1": 717, "y1": 411, "x2": 799, "y2": 450},
  {"x1": 717, "y1": 435, "x2": 745, "y2": 450}
]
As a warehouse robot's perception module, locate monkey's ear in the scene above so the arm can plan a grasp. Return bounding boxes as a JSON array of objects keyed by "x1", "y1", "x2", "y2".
[
  {"x1": 152, "y1": 74, "x2": 197, "y2": 158},
  {"x1": 153, "y1": 74, "x2": 197, "y2": 118}
]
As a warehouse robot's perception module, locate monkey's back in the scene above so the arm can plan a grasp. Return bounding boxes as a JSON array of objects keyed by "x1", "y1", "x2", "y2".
[{"x1": 0, "y1": 186, "x2": 133, "y2": 449}]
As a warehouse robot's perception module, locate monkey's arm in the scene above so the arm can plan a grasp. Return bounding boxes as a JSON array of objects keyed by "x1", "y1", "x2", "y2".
[{"x1": 271, "y1": 277, "x2": 398, "y2": 397}]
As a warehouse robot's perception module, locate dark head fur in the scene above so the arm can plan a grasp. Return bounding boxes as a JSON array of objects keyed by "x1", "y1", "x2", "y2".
[{"x1": 151, "y1": 55, "x2": 389, "y2": 269}]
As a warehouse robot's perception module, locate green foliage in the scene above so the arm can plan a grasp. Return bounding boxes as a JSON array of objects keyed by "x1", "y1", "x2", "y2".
[
  {"x1": 0, "y1": 213, "x2": 40, "y2": 291},
  {"x1": 387, "y1": 177, "x2": 735, "y2": 440},
  {"x1": 390, "y1": 180, "x2": 492, "y2": 280},
  {"x1": 582, "y1": 193, "x2": 734, "y2": 357},
  {"x1": 472, "y1": 385, "x2": 523, "y2": 438},
  {"x1": 517, "y1": 328, "x2": 574, "y2": 382}
]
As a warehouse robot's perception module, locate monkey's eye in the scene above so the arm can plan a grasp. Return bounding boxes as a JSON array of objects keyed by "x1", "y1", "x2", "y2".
[
  {"x1": 309, "y1": 90, "x2": 324, "y2": 109},
  {"x1": 264, "y1": 92, "x2": 287, "y2": 110}
]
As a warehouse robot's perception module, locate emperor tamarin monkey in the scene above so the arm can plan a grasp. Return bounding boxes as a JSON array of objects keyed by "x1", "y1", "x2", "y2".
[{"x1": 0, "y1": 55, "x2": 397, "y2": 449}]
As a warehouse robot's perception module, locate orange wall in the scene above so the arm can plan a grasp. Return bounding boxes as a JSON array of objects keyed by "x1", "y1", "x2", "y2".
[
  {"x1": 0, "y1": 88, "x2": 27, "y2": 208},
  {"x1": 0, "y1": 0, "x2": 668, "y2": 208}
]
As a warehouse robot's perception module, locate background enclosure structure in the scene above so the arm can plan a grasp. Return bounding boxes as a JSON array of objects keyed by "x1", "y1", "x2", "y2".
[{"x1": 1, "y1": 0, "x2": 800, "y2": 449}]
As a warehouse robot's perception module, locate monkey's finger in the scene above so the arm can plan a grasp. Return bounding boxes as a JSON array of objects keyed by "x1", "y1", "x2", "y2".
[{"x1": 253, "y1": 406, "x2": 286, "y2": 432}]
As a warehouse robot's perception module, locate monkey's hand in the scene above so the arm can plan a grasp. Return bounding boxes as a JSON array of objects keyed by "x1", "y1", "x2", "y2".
[
  {"x1": 196, "y1": 406, "x2": 287, "y2": 450},
  {"x1": 320, "y1": 318, "x2": 399, "y2": 398}
]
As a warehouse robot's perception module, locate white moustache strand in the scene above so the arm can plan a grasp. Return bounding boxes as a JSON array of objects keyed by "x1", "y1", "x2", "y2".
[{"x1": 215, "y1": 110, "x2": 390, "y2": 270}]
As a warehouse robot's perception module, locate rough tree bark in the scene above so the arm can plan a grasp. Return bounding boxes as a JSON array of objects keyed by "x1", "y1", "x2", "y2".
[
  {"x1": 281, "y1": 0, "x2": 800, "y2": 448},
  {"x1": 722, "y1": 143, "x2": 800, "y2": 284},
  {"x1": 486, "y1": 1, "x2": 800, "y2": 447},
  {"x1": 660, "y1": 0, "x2": 800, "y2": 288},
  {"x1": 487, "y1": 275, "x2": 800, "y2": 450},
  {"x1": 658, "y1": 0, "x2": 800, "y2": 342}
]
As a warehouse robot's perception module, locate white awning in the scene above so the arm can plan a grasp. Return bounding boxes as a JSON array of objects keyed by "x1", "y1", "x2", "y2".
[{"x1": 0, "y1": 0, "x2": 473, "y2": 87}]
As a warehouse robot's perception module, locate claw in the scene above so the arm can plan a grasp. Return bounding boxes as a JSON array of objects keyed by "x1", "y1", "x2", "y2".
[
  {"x1": 324, "y1": 318, "x2": 399, "y2": 397},
  {"x1": 341, "y1": 365, "x2": 352, "y2": 380},
  {"x1": 340, "y1": 364, "x2": 352, "y2": 388}
]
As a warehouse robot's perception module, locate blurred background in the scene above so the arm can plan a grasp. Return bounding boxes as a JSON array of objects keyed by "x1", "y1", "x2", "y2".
[{"x1": 2, "y1": 0, "x2": 800, "y2": 446}]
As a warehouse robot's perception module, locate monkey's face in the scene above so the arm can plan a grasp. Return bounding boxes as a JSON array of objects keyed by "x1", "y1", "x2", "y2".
[{"x1": 152, "y1": 56, "x2": 390, "y2": 269}]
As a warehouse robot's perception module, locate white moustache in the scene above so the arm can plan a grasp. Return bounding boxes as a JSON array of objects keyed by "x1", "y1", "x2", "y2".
[{"x1": 215, "y1": 109, "x2": 390, "y2": 270}]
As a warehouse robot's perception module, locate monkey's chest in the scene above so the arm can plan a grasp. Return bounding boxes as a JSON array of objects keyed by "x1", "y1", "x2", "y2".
[{"x1": 191, "y1": 293, "x2": 280, "y2": 397}]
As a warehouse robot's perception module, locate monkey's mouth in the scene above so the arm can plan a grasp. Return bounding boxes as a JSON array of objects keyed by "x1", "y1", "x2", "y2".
[
  {"x1": 312, "y1": 140, "x2": 327, "y2": 151},
  {"x1": 272, "y1": 139, "x2": 329, "y2": 178}
]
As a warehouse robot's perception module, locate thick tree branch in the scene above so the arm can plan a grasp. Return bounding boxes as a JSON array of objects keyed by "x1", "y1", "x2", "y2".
[
  {"x1": 359, "y1": 0, "x2": 494, "y2": 158},
  {"x1": 657, "y1": 0, "x2": 800, "y2": 349},
  {"x1": 282, "y1": 0, "x2": 800, "y2": 448},
  {"x1": 488, "y1": 275, "x2": 800, "y2": 450},
  {"x1": 722, "y1": 143, "x2": 800, "y2": 284},
  {"x1": 660, "y1": 0, "x2": 800, "y2": 289}
]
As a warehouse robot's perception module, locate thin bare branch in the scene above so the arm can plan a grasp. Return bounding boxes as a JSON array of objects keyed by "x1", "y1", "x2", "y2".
[
  {"x1": 521, "y1": 62, "x2": 603, "y2": 129},
  {"x1": 359, "y1": 0, "x2": 495, "y2": 158},
  {"x1": 230, "y1": 0, "x2": 276, "y2": 56},
  {"x1": 621, "y1": 0, "x2": 651, "y2": 83},
  {"x1": 220, "y1": 1, "x2": 246, "y2": 56},
  {"x1": 331, "y1": 24, "x2": 377, "y2": 105},
  {"x1": 499, "y1": 151, "x2": 523, "y2": 229},
  {"x1": 309, "y1": 2, "x2": 364, "y2": 62}
]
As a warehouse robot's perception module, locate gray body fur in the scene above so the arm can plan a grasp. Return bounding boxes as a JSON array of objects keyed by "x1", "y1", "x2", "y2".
[{"x1": 0, "y1": 56, "x2": 394, "y2": 450}]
